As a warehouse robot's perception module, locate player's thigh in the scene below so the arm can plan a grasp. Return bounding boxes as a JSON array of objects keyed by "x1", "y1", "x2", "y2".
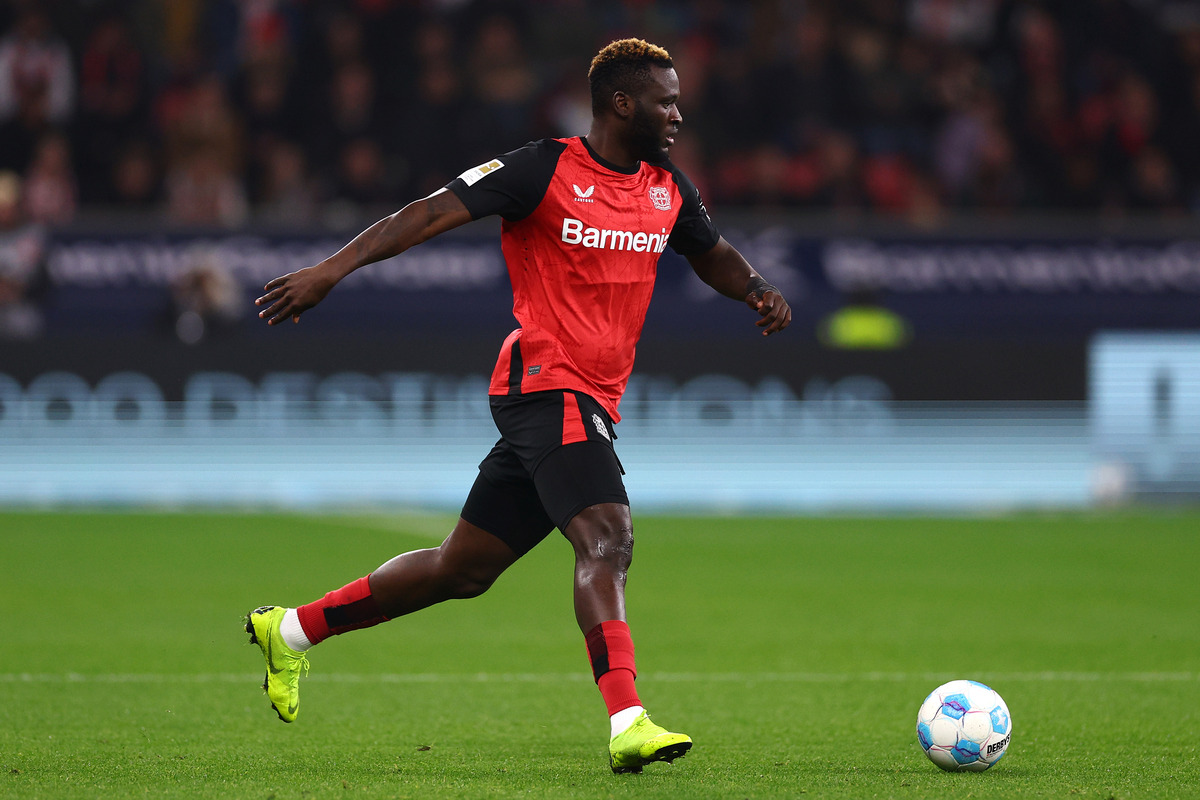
[
  {"x1": 461, "y1": 443, "x2": 557, "y2": 557},
  {"x1": 532, "y1": 440, "x2": 629, "y2": 535},
  {"x1": 436, "y1": 516, "x2": 524, "y2": 587},
  {"x1": 489, "y1": 390, "x2": 629, "y2": 534}
]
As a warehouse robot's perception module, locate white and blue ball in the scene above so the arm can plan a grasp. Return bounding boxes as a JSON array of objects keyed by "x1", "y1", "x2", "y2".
[{"x1": 916, "y1": 679, "x2": 1011, "y2": 771}]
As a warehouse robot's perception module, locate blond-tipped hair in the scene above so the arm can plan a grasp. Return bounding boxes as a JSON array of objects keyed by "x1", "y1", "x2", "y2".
[{"x1": 588, "y1": 38, "x2": 673, "y2": 116}]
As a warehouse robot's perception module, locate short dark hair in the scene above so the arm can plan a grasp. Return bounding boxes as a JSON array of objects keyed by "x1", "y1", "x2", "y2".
[{"x1": 588, "y1": 38, "x2": 673, "y2": 117}]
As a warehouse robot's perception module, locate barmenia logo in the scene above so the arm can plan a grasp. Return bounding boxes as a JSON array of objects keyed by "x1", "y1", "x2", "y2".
[{"x1": 561, "y1": 218, "x2": 670, "y2": 253}]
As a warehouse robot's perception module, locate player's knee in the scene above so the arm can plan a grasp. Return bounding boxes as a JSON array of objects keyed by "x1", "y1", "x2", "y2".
[
  {"x1": 447, "y1": 570, "x2": 495, "y2": 599},
  {"x1": 579, "y1": 517, "x2": 635, "y2": 572},
  {"x1": 437, "y1": 552, "x2": 501, "y2": 599},
  {"x1": 605, "y1": 522, "x2": 635, "y2": 569}
]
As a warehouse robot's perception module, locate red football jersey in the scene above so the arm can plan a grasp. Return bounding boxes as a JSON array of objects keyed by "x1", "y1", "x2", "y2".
[{"x1": 447, "y1": 136, "x2": 719, "y2": 421}]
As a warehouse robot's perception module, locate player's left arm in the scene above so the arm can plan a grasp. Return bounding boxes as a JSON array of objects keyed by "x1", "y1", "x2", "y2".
[{"x1": 687, "y1": 237, "x2": 792, "y2": 336}]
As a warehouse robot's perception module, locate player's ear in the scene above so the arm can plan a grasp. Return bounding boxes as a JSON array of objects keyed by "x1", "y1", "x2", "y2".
[{"x1": 612, "y1": 90, "x2": 633, "y2": 120}]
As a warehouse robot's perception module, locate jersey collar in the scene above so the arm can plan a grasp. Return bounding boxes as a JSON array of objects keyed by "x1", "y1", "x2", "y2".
[{"x1": 580, "y1": 136, "x2": 641, "y2": 175}]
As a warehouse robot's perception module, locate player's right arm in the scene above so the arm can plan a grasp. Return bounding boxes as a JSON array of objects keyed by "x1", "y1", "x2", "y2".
[{"x1": 255, "y1": 188, "x2": 472, "y2": 325}]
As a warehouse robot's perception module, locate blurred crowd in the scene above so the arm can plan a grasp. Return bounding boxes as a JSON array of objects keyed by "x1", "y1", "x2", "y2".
[{"x1": 1, "y1": 0, "x2": 1200, "y2": 233}]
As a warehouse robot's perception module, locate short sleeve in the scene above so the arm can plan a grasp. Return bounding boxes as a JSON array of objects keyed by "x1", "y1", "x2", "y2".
[
  {"x1": 666, "y1": 166, "x2": 721, "y2": 257},
  {"x1": 444, "y1": 139, "x2": 567, "y2": 222}
]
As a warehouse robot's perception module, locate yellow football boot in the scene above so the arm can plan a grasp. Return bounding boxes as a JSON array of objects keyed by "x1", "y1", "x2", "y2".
[
  {"x1": 245, "y1": 606, "x2": 309, "y2": 723},
  {"x1": 608, "y1": 711, "x2": 692, "y2": 773}
]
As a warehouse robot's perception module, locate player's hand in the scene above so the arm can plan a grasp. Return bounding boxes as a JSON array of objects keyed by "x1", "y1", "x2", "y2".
[
  {"x1": 255, "y1": 265, "x2": 337, "y2": 325},
  {"x1": 746, "y1": 289, "x2": 792, "y2": 336}
]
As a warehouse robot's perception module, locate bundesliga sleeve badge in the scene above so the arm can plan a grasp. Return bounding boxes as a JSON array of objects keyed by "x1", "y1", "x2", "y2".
[{"x1": 458, "y1": 159, "x2": 505, "y2": 186}]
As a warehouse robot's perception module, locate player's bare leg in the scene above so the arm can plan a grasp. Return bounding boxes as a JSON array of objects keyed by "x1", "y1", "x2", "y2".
[
  {"x1": 563, "y1": 503, "x2": 692, "y2": 772},
  {"x1": 369, "y1": 518, "x2": 521, "y2": 616},
  {"x1": 562, "y1": 503, "x2": 633, "y2": 631},
  {"x1": 247, "y1": 518, "x2": 519, "y2": 722}
]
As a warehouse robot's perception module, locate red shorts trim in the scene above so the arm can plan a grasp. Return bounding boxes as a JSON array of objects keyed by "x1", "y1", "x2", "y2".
[{"x1": 562, "y1": 391, "x2": 587, "y2": 445}]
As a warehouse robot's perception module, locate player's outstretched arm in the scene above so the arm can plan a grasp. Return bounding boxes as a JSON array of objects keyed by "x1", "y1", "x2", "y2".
[
  {"x1": 687, "y1": 236, "x2": 792, "y2": 336},
  {"x1": 256, "y1": 189, "x2": 473, "y2": 325}
]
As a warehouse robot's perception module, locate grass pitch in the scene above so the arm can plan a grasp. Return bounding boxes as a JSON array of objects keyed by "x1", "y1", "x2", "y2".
[{"x1": 1, "y1": 510, "x2": 1198, "y2": 799}]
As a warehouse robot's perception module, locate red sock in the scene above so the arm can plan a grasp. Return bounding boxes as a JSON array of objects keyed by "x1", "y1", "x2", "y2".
[
  {"x1": 296, "y1": 574, "x2": 389, "y2": 646},
  {"x1": 585, "y1": 620, "x2": 642, "y2": 715}
]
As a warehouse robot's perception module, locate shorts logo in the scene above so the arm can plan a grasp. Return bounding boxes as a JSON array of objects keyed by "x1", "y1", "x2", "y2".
[
  {"x1": 648, "y1": 186, "x2": 672, "y2": 211},
  {"x1": 457, "y1": 159, "x2": 505, "y2": 187},
  {"x1": 591, "y1": 413, "x2": 611, "y2": 441},
  {"x1": 573, "y1": 184, "x2": 595, "y2": 202}
]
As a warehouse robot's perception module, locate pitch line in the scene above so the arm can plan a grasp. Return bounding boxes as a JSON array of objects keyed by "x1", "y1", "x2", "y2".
[{"x1": 1, "y1": 671, "x2": 1196, "y2": 684}]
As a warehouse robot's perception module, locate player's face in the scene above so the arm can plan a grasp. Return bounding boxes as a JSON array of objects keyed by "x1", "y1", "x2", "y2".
[{"x1": 629, "y1": 66, "x2": 682, "y2": 163}]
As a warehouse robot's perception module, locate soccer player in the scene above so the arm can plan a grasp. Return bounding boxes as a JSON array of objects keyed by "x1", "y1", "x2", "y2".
[{"x1": 247, "y1": 38, "x2": 791, "y2": 773}]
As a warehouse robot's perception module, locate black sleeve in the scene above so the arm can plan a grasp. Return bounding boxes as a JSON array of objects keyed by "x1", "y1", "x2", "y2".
[
  {"x1": 444, "y1": 139, "x2": 567, "y2": 222},
  {"x1": 667, "y1": 165, "x2": 721, "y2": 257}
]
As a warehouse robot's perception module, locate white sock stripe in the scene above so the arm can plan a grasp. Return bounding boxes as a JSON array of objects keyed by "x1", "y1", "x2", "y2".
[
  {"x1": 279, "y1": 607, "x2": 313, "y2": 652},
  {"x1": 609, "y1": 705, "x2": 645, "y2": 739}
]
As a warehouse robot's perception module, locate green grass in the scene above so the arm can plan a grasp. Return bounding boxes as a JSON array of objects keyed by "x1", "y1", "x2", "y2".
[{"x1": 1, "y1": 510, "x2": 1198, "y2": 799}]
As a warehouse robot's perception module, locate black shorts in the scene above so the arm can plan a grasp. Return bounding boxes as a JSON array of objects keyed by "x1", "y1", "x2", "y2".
[{"x1": 460, "y1": 390, "x2": 628, "y2": 556}]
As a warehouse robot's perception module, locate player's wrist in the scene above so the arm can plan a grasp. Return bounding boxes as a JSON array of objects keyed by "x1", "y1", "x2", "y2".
[
  {"x1": 319, "y1": 256, "x2": 357, "y2": 283},
  {"x1": 744, "y1": 275, "x2": 779, "y2": 299}
]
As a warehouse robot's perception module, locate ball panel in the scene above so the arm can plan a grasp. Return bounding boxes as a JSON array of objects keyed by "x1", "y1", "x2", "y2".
[
  {"x1": 918, "y1": 694, "x2": 941, "y2": 723},
  {"x1": 916, "y1": 721, "x2": 933, "y2": 750},
  {"x1": 965, "y1": 682, "x2": 997, "y2": 709},
  {"x1": 981, "y1": 730, "x2": 1012, "y2": 763},
  {"x1": 941, "y1": 693, "x2": 970, "y2": 719},
  {"x1": 927, "y1": 746, "x2": 959, "y2": 771},
  {"x1": 929, "y1": 717, "x2": 959, "y2": 747},
  {"x1": 951, "y1": 740, "x2": 981, "y2": 765},
  {"x1": 961, "y1": 709, "x2": 992, "y2": 742}
]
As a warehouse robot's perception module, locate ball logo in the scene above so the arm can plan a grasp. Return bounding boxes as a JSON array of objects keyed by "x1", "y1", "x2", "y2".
[
  {"x1": 648, "y1": 186, "x2": 672, "y2": 211},
  {"x1": 986, "y1": 733, "x2": 1011, "y2": 756}
]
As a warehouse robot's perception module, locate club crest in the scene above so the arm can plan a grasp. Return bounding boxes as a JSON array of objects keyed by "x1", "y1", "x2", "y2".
[{"x1": 648, "y1": 186, "x2": 672, "y2": 211}]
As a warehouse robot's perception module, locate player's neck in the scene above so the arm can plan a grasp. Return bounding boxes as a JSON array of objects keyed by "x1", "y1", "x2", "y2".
[{"x1": 583, "y1": 128, "x2": 639, "y2": 170}]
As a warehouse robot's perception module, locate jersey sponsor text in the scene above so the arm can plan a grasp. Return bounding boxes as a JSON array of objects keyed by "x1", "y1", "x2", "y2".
[{"x1": 561, "y1": 218, "x2": 670, "y2": 253}]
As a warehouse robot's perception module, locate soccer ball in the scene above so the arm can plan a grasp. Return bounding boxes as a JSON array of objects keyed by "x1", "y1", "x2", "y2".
[{"x1": 916, "y1": 680, "x2": 1012, "y2": 771}]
